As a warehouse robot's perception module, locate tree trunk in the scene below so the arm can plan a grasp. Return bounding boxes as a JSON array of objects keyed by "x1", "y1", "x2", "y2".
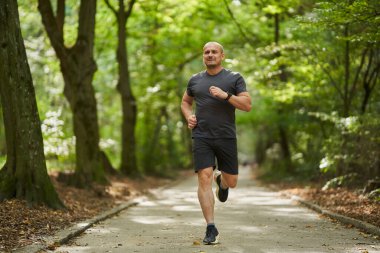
[
  {"x1": 273, "y1": 13, "x2": 293, "y2": 173},
  {"x1": 0, "y1": 0, "x2": 64, "y2": 208},
  {"x1": 274, "y1": 13, "x2": 280, "y2": 45},
  {"x1": 38, "y1": 0, "x2": 107, "y2": 186},
  {"x1": 278, "y1": 123, "x2": 294, "y2": 173},
  {"x1": 163, "y1": 107, "x2": 179, "y2": 171},
  {"x1": 176, "y1": 73, "x2": 193, "y2": 168},
  {"x1": 104, "y1": 0, "x2": 138, "y2": 177},
  {"x1": 343, "y1": 25, "x2": 350, "y2": 117},
  {"x1": 144, "y1": 108, "x2": 164, "y2": 175},
  {"x1": 361, "y1": 49, "x2": 380, "y2": 114},
  {"x1": 117, "y1": 2, "x2": 138, "y2": 177}
]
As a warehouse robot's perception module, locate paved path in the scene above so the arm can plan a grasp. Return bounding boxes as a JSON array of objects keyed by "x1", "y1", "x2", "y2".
[{"x1": 53, "y1": 167, "x2": 379, "y2": 253}]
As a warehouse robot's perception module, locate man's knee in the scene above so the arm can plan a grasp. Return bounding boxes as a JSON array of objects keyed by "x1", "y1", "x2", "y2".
[
  {"x1": 222, "y1": 173, "x2": 238, "y2": 188},
  {"x1": 227, "y1": 179, "x2": 237, "y2": 188},
  {"x1": 198, "y1": 167, "x2": 213, "y2": 186}
]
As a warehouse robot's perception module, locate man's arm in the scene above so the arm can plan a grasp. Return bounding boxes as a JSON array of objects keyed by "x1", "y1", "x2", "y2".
[
  {"x1": 209, "y1": 86, "x2": 252, "y2": 112},
  {"x1": 227, "y1": 91, "x2": 251, "y2": 112},
  {"x1": 181, "y1": 91, "x2": 197, "y2": 129}
]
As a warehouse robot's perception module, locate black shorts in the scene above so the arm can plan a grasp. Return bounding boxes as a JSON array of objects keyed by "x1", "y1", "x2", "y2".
[{"x1": 192, "y1": 138, "x2": 238, "y2": 175}]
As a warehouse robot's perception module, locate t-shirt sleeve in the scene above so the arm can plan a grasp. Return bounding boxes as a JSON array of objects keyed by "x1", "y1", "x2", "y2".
[
  {"x1": 235, "y1": 74, "x2": 247, "y2": 94},
  {"x1": 186, "y1": 78, "x2": 194, "y2": 97}
]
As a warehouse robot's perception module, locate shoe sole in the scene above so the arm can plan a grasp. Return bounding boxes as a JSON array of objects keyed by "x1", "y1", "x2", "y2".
[{"x1": 203, "y1": 234, "x2": 220, "y2": 245}]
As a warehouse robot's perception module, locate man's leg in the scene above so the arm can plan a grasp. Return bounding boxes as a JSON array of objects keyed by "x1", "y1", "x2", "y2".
[
  {"x1": 214, "y1": 171, "x2": 238, "y2": 202},
  {"x1": 213, "y1": 138, "x2": 239, "y2": 202},
  {"x1": 197, "y1": 167, "x2": 215, "y2": 224},
  {"x1": 220, "y1": 172, "x2": 238, "y2": 189},
  {"x1": 198, "y1": 167, "x2": 219, "y2": 244}
]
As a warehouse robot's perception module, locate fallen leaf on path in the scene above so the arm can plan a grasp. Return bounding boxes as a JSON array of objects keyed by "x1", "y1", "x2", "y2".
[
  {"x1": 193, "y1": 240, "x2": 201, "y2": 245},
  {"x1": 46, "y1": 242, "x2": 60, "y2": 250}
]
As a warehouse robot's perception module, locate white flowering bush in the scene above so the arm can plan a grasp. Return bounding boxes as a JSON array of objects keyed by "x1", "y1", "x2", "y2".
[{"x1": 41, "y1": 109, "x2": 75, "y2": 161}]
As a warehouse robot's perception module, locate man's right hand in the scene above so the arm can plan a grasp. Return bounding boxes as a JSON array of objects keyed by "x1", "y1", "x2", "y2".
[{"x1": 187, "y1": 114, "x2": 197, "y2": 129}]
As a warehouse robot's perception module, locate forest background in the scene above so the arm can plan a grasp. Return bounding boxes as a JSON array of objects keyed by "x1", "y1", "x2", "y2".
[{"x1": 0, "y1": 0, "x2": 379, "y2": 207}]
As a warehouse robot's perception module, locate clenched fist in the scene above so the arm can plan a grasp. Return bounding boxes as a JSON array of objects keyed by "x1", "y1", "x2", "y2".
[
  {"x1": 209, "y1": 86, "x2": 228, "y2": 99},
  {"x1": 187, "y1": 114, "x2": 197, "y2": 129}
]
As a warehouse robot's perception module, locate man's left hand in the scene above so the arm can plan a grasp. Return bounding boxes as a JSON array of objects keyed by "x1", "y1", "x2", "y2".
[{"x1": 209, "y1": 86, "x2": 227, "y2": 99}]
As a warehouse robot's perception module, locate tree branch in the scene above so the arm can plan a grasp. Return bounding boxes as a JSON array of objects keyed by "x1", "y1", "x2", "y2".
[
  {"x1": 368, "y1": 62, "x2": 380, "y2": 92},
  {"x1": 104, "y1": 0, "x2": 118, "y2": 17},
  {"x1": 348, "y1": 47, "x2": 368, "y2": 103},
  {"x1": 303, "y1": 48, "x2": 345, "y2": 102},
  {"x1": 363, "y1": 47, "x2": 374, "y2": 87},
  {"x1": 177, "y1": 52, "x2": 202, "y2": 71},
  {"x1": 77, "y1": 0, "x2": 96, "y2": 48},
  {"x1": 321, "y1": 66, "x2": 345, "y2": 102},
  {"x1": 222, "y1": 0, "x2": 256, "y2": 48},
  {"x1": 125, "y1": 0, "x2": 137, "y2": 19},
  {"x1": 56, "y1": 0, "x2": 65, "y2": 39},
  {"x1": 38, "y1": 0, "x2": 66, "y2": 58}
]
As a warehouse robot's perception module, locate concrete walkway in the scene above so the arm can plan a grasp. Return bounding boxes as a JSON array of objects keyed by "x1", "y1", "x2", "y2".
[{"x1": 53, "y1": 167, "x2": 379, "y2": 253}]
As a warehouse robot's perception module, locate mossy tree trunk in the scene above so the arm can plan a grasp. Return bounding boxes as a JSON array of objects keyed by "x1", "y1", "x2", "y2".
[
  {"x1": 0, "y1": 0, "x2": 64, "y2": 208},
  {"x1": 105, "y1": 0, "x2": 139, "y2": 177},
  {"x1": 38, "y1": 0, "x2": 107, "y2": 186}
]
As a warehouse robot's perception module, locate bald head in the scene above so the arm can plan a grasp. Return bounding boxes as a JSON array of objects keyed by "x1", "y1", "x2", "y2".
[
  {"x1": 203, "y1": 41, "x2": 225, "y2": 70},
  {"x1": 203, "y1": 42, "x2": 224, "y2": 53}
]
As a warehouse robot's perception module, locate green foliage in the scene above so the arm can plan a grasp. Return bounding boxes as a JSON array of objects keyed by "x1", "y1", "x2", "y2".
[
  {"x1": 322, "y1": 173, "x2": 359, "y2": 190},
  {"x1": 300, "y1": 0, "x2": 380, "y2": 43},
  {"x1": 368, "y1": 189, "x2": 380, "y2": 202},
  {"x1": 7, "y1": 0, "x2": 377, "y2": 186}
]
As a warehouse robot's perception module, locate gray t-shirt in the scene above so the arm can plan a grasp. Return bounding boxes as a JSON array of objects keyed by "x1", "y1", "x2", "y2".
[{"x1": 186, "y1": 68, "x2": 247, "y2": 139}]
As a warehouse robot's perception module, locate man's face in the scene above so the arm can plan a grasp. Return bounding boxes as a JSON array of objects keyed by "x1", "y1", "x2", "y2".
[{"x1": 203, "y1": 44, "x2": 224, "y2": 68}]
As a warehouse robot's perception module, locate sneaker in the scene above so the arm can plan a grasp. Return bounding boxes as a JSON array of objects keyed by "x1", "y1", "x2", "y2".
[
  {"x1": 214, "y1": 173, "x2": 229, "y2": 202},
  {"x1": 203, "y1": 225, "x2": 219, "y2": 245}
]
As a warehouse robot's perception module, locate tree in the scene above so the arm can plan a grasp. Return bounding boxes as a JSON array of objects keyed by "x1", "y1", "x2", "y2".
[
  {"x1": 38, "y1": 0, "x2": 107, "y2": 185},
  {"x1": 0, "y1": 0, "x2": 64, "y2": 208},
  {"x1": 297, "y1": 0, "x2": 380, "y2": 177},
  {"x1": 104, "y1": 0, "x2": 139, "y2": 177}
]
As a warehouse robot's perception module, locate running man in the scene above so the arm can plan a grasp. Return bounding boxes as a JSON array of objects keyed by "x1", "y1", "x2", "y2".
[{"x1": 181, "y1": 41, "x2": 251, "y2": 244}]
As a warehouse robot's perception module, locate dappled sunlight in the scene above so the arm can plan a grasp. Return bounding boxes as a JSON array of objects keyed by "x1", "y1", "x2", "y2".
[
  {"x1": 223, "y1": 209, "x2": 248, "y2": 215},
  {"x1": 130, "y1": 216, "x2": 176, "y2": 225},
  {"x1": 75, "y1": 222, "x2": 90, "y2": 228},
  {"x1": 56, "y1": 246, "x2": 91, "y2": 253},
  {"x1": 86, "y1": 226, "x2": 121, "y2": 235},
  {"x1": 156, "y1": 199, "x2": 180, "y2": 205},
  {"x1": 230, "y1": 195, "x2": 293, "y2": 206},
  {"x1": 51, "y1": 169, "x2": 378, "y2": 253},
  {"x1": 235, "y1": 225, "x2": 263, "y2": 233},
  {"x1": 235, "y1": 189, "x2": 279, "y2": 197},
  {"x1": 160, "y1": 189, "x2": 197, "y2": 199},
  {"x1": 171, "y1": 205, "x2": 200, "y2": 212},
  {"x1": 137, "y1": 200, "x2": 157, "y2": 207},
  {"x1": 270, "y1": 206, "x2": 306, "y2": 213},
  {"x1": 262, "y1": 207, "x2": 318, "y2": 219}
]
